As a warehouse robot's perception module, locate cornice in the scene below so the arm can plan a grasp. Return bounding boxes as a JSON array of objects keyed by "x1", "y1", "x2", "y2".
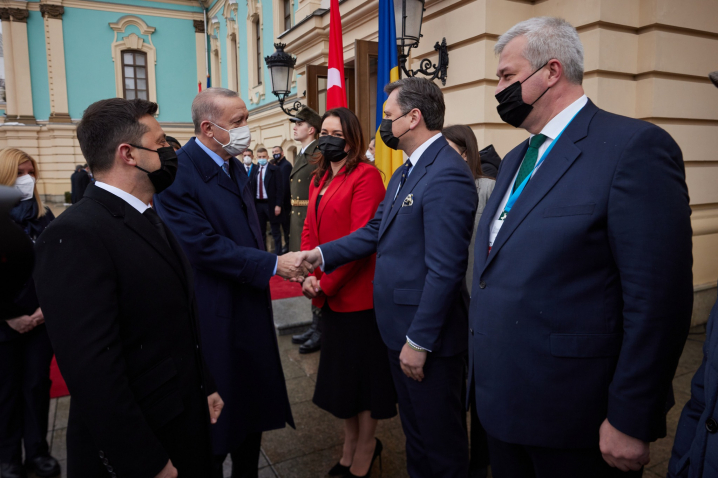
[{"x1": 40, "y1": 4, "x2": 65, "y2": 19}]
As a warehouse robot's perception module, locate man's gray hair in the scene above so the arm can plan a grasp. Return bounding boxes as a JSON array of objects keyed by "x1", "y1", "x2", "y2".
[
  {"x1": 384, "y1": 77, "x2": 445, "y2": 131},
  {"x1": 495, "y1": 17, "x2": 584, "y2": 85},
  {"x1": 191, "y1": 87, "x2": 239, "y2": 133}
]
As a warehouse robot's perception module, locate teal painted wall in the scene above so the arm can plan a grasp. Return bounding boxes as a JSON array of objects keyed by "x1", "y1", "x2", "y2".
[
  {"x1": 62, "y1": 8, "x2": 198, "y2": 122},
  {"x1": 28, "y1": 10, "x2": 50, "y2": 121}
]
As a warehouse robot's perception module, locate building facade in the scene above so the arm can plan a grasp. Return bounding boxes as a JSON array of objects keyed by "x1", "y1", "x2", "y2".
[{"x1": 2, "y1": 0, "x2": 717, "y2": 323}]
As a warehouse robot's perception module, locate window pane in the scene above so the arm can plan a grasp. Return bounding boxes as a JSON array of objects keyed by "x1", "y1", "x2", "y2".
[
  {"x1": 137, "y1": 79, "x2": 147, "y2": 90},
  {"x1": 124, "y1": 66, "x2": 135, "y2": 78},
  {"x1": 136, "y1": 67, "x2": 146, "y2": 79},
  {"x1": 125, "y1": 78, "x2": 135, "y2": 90},
  {"x1": 123, "y1": 52, "x2": 134, "y2": 65},
  {"x1": 138, "y1": 91, "x2": 148, "y2": 100},
  {"x1": 135, "y1": 54, "x2": 146, "y2": 66},
  {"x1": 126, "y1": 90, "x2": 136, "y2": 100}
]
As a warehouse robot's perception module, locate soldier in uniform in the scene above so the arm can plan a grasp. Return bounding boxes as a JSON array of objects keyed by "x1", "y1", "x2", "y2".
[{"x1": 288, "y1": 107, "x2": 324, "y2": 354}]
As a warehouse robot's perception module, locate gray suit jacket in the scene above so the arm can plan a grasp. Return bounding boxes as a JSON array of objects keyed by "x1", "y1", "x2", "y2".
[{"x1": 466, "y1": 177, "x2": 496, "y2": 293}]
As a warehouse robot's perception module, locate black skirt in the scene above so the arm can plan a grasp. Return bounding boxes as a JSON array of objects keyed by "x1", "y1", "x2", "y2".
[{"x1": 312, "y1": 305, "x2": 397, "y2": 420}]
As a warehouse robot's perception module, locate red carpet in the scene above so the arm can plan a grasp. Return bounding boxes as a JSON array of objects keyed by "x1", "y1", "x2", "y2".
[{"x1": 48, "y1": 276, "x2": 303, "y2": 399}]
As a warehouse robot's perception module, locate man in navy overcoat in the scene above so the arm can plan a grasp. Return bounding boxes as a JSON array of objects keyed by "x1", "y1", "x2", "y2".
[{"x1": 155, "y1": 88, "x2": 306, "y2": 478}]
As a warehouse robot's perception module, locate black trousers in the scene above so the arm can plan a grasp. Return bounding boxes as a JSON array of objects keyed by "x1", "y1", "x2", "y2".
[
  {"x1": 387, "y1": 350, "x2": 468, "y2": 478},
  {"x1": 0, "y1": 325, "x2": 54, "y2": 463},
  {"x1": 280, "y1": 206, "x2": 290, "y2": 251},
  {"x1": 254, "y1": 201, "x2": 282, "y2": 255},
  {"x1": 487, "y1": 434, "x2": 644, "y2": 478},
  {"x1": 212, "y1": 432, "x2": 262, "y2": 478}
]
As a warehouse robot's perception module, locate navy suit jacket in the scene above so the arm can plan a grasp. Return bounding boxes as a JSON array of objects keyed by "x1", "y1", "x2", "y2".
[
  {"x1": 669, "y1": 296, "x2": 718, "y2": 478},
  {"x1": 249, "y1": 163, "x2": 283, "y2": 223},
  {"x1": 154, "y1": 138, "x2": 293, "y2": 454},
  {"x1": 469, "y1": 100, "x2": 693, "y2": 449},
  {"x1": 321, "y1": 136, "x2": 477, "y2": 356}
]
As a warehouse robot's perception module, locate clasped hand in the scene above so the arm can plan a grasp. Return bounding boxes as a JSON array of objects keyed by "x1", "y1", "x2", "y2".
[
  {"x1": 276, "y1": 252, "x2": 314, "y2": 282},
  {"x1": 7, "y1": 308, "x2": 44, "y2": 334}
]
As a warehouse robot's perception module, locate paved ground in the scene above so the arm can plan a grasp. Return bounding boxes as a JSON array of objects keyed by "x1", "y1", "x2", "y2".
[{"x1": 37, "y1": 325, "x2": 706, "y2": 478}]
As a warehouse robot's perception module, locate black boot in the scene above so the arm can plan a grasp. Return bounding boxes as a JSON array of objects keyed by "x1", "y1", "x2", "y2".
[
  {"x1": 1, "y1": 462, "x2": 27, "y2": 478},
  {"x1": 292, "y1": 307, "x2": 321, "y2": 344},
  {"x1": 25, "y1": 455, "x2": 60, "y2": 478},
  {"x1": 299, "y1": 329, "x2": 321, "y2": 354}
]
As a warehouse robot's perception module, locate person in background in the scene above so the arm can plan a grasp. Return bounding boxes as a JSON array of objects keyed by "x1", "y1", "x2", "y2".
[
  {"x1": 288, "y1": 107, "x2": 324, "y2": 354},
  {"x1": 442, "y1": 124, "x2": 494, "y2": 478},
  {"x1": 365, "y1": 138, "x2": 375, "y2": 162},
  {"x1": 83, "y1": 164, "x2": 95, "y2": 184},
  {"x1": 295, "y1": 77, "x2": 477, "y2": 478},
  {"x1": 0, "y1": 149, "x2": 59, "y2": 478},
  {"x1": 35, "y1": 98, "x2": 224, "y2": 478},
  {"x1": 470, "y1": 17, "x2": 692, "y2": 477},
  {"x1": 273, "y1": 146, "x2": 292, "y2": 254},
  {"x1": 477, "y1": 144, "x2": 501, "y2": 179},
  {"x1": 251, "y1": 147, "x2": 284, "y2": 255},
  {"x1": 301, "y1": 108, "x2": 395, "y2": 478},
  {"x1": 242, "y1": 148, "x2": 254, "y2": 175},
  {"x1": 165, "y1": 136, "x2": 182, "y2": 152},
  {"x1": 70, "y1": 164, "x2": 90, "y2": 204},
  {"x1": 154, "y1": 88, "x2": 302, "y2": 478},
  {"x1": 667, "y1": 70, "x2": 718, "y2": 478}
]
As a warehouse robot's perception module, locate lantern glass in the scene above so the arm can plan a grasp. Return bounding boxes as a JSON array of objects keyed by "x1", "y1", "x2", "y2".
[
  {"x1": 394, "y1": 0, "x2": 424, "y2": 46},
  {"x1": 269, "y1": 64, "x2": 292, "y2": 96}
]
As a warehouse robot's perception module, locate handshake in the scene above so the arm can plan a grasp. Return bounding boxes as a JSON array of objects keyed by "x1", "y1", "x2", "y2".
[{"x1": 276, "y1": 248, "x2": 324, "y2": 282}]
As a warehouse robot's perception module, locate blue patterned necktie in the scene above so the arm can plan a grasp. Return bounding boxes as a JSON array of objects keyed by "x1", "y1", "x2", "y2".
[
  {"x1": 221, "y1": 162, "x2": 231, "y2": 178},
  {"x1": 393, "y1": 159, "x2": 413, "y2": 207}
]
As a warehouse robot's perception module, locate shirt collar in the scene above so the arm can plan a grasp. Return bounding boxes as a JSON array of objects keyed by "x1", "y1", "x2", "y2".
[
  {"x1": 300, "y1": 140, "x2": 316, "y2": 155},
  {"x1": 408, "y1": 132, "x2": 443, "y2": 167},
  {"x1": 195, "y1": 137, "x2": 229, "y2": 169},
  {"x1": 533, "y1": 95, "x2": 588, "y2": 142},
  {"x1": 95, "y1": 181, "x2": 150, "y2": 214}
]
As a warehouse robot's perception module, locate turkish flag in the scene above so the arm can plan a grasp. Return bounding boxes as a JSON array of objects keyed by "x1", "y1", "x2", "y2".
[{"x1": 326, "y1": 0, "x2": 347, "y2": 109}]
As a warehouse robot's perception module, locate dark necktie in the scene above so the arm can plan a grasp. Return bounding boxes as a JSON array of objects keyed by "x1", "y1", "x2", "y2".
[
  {"x1": 143, "y1": 207, "x2": 170, "y2": 248},
  {"x1": 258, "y1": 166, "x2": 265, "y2": 199},
  {"x1": 513, "y1": 134, "x2": 547, "y2": 193},
  {"x1": 221, "y1": 162, "x2": 231, "y2": 178},
  {"x1": 392, "y1": 159, "x2": 413, "y2": 207}
]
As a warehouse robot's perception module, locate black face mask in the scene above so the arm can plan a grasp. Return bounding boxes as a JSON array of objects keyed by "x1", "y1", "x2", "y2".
[
  {"x1": 379, "y1": 112, "x2": 410, "y2": 150},
  {"x1": 131, "y1": 145, "x2": 178, "y2": 193},
  {"x1": 495, "y1": 62, "x2": 550, "y2": 128},
  {"x1": 317, "y1": 135, "x2": 349, "y2": 163},
  {"x1": 273, "y1": 153, "x2": 282, "y2": 160}
]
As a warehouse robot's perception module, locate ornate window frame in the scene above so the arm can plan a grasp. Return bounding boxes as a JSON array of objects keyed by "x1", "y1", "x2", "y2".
[
  {"x1": 246, "y1": 0, "x2": 265, "y2": 105},
  {"x1": 110, "y1": 16, "x2": 157, "y2": 111},
  {"x1": 224, "y1": 1, "x2": 241, "y2": 93},
  {"x1": 209, "y1": 16, "x2": 222, "y2": 88},
  {"x1": 273, "y1": 0, "x2": 294, "y2": 37}
]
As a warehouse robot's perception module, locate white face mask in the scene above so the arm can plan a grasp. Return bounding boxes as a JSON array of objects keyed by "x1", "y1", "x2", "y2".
[
  {"x1": 243, "y1": 155, "x2": 253, "y2": 165},
  {"x1": 211, "y1": 122, "x2": 251, "y2": 157},
  {"x1": 365, "y1": 150, "x2": 375, "y2": 161},
  {"x1": 15, "y1": 174, "x2": 35, "y2": 201}
]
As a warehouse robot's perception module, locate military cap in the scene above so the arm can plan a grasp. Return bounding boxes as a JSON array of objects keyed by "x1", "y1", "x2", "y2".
[{"x1": 289, "y1": 107, "x2": 322, "y2": 134}]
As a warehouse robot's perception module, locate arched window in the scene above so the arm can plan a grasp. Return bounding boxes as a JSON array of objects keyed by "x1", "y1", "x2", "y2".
[{"x1": 122, "y1": 50, "x2": 148, "y2": 100}]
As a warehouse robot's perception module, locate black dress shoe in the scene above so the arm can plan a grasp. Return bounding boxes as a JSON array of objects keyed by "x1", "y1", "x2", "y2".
[
  {"x1": 1, "y1": 462, "x2": 27, "y2": 478},
  {"x1": 298, "y1": 330, "x2": 321, "y2": 354},
  {"x1": 292, "y1": 326, "x2": 315, "y2": 345},
  {"x1": 347, "y1": 438, "x2": 383, "y2": 478},
  {"x1": 25, "y1": 455, "x2": 60, "y2": 478},
  {"x1": 327, "y1": 461, "x2": 350, "y2": 476}
]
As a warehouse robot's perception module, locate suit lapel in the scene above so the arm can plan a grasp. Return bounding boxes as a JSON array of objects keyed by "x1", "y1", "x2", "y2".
[
  {"x1": 317, "y1": 168, "x2": 347, "y2": 228},
  {"x1": 481, "y1": 101, "x2": 597, "y2": 273}
]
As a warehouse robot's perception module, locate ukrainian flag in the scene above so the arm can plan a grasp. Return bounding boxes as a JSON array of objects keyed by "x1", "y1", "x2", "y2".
[{"x1": 374, "y1": 0, "x2": 404, "y2": 185}]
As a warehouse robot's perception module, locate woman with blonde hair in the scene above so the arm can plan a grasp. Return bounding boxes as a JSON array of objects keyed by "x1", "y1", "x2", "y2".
[{"x1": 0, "y1": 148, "x2": 61, "y2": 478}]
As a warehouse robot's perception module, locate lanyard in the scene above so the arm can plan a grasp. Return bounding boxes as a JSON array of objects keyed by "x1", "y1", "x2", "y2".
[{"x1": 501, "y1": 110, "x2": 581, "y2": 217}]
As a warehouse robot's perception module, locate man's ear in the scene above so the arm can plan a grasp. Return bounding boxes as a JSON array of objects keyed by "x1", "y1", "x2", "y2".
[
  {"x1": 117, "y1": 143, "x2": 136, "y2": 167},
  {"x1": 201, "y1": 120, "x2": 214, "y2": 138},
  {"x1": 410, "y1": 108, "x2": 423, "y2": 130}
]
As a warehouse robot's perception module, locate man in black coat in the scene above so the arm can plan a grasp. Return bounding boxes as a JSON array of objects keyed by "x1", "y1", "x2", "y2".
[
  {"x1": 34, "y1": 98, "x2": 224, "y2": 478},
  {"x1": 477, "y1": 144, "x2": 501, "y2": 179},
  {"x1": 69, "y1": 165, "x2": 90, "y2": 204},
  {"x1": 251, "y1": 147, "x2": 284, "y2": 255},
  {"x1": 272, "y1": 146, "x2": 292, "y2": 253}
]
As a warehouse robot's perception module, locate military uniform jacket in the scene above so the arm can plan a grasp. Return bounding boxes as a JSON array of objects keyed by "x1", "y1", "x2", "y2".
[{"x1": 288, "y1": 140, "x2": 318, "y2": 251}]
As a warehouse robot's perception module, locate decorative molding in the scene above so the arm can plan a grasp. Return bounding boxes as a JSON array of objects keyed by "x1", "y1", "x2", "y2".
[
  {"x1": 110, "y1": 16, "x2": 158, "y2": 112},
  {"x1": 110, "y1": 15, "x2": 157, "y2": 37},
  {"x1": 193, "y1": 19, "x2": 205, "y2": 33},
  {"x1": 7, "y1": 8, "x2": 29, "y2": 23},
  {"x1": 39, "y1": 5, "x2": 64, "y2": 19},
  {"x1": 0, "y1": 9, "x2": 10, "y2": 21},
  {"x1": 48, "y1": 0, "x2": 204, "y2": 21},
  {"x1": 48, "y1": 113, "x2": 72, "y2": 123}
]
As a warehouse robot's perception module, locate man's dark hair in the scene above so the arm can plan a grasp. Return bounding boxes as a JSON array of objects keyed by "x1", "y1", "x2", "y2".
[
  {"x1": 272, "y1": 146, "x2": 283, "y2": 152},
  {"x1": 165, "y1": 135, "x2": 182, "y2": 150},
  {"x1": 75, "y1": 165, "x2": 83, "y2": 172},
  {"x1": 384, "y1": 77, "x2": 445, "y2": 131},
  {"x1": 76, "y1": 98, "x2": 158, "y2": 174},
  {"x1": 244, "y1": 148, "x2": 253, "y2": 154}
]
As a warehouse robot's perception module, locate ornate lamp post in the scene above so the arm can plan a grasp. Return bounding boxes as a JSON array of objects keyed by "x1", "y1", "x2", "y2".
[
  {"x1": 265, "y1": 43, "x2": 304, "y2": 116},
  {"x1": 394, "y1": 0, "x2": 449, "y2": 85}
]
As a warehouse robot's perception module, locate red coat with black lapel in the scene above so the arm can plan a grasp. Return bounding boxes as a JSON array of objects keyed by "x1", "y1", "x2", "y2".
[{"x1": 301, "y1": 161, "x2": 386, "y2": 312}]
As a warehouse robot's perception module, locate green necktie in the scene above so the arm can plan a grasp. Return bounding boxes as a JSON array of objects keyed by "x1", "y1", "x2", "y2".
[{"x1": 512, "y1": 134, "x2": 547, "y2": 193}]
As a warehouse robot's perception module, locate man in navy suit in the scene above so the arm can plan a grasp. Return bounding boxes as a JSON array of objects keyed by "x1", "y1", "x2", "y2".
[
  {"x1": 296, "y1": 77, "x2": 477, "y2": 477},
  {"x1": 250, "y1": 148, "x2": 284, "y2": 255},
  {"x1": 272, "y1": 146, "x2": 293, "y2": 254},
  {"x1": 469, "y1": 17, "x2": 693, "y2": 477},
  {"x1": 154, "y1": 88, "x2": 308, "y2": 478}
]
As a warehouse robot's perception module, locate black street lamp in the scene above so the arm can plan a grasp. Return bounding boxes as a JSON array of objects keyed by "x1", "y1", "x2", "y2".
[
  {"x1": 265, "y1": 43, "x2": 305, "y2": 116},
  {"x1": 394, "y1": 0, "x2": 449, "y2": 85}
]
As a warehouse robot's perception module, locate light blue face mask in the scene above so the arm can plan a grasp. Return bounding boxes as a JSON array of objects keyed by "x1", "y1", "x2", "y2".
[{"x1": 258, "y1": 158, "x2": 268, "y2": 166}]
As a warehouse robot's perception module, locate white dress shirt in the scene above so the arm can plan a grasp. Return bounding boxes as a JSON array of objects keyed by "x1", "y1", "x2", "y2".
[
  {"x1": 256, "y1": 164, "x2": 268, "y2": 199},
  {"x1": 300, "y1": 140, "x2": 316, "y2": 156},
  {"x1": 488, "y1": 95, "x2": 588, "y2": 247},
  {"x1": 394, "y1": 132, "x2": 443, "y2": 200},
  {"x1": 95, "y1": 181, "x2": 151, "y2": 213}
]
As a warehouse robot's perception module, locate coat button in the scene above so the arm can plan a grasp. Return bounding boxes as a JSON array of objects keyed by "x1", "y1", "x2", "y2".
[
  {"x1": 298, "y1": 179, "x2": 301, "y2": 182},
  {"x1": 103, "y1": 458, "x2": 109, "y2": 465},
  {"x1": 470, "y1": 328, "x2": 474, "y2": 335},
  {"x1": 377, "y1": 253, "x2": 381, "y2": 258},
  {"x1": 706, "y1": 418, "x2": 718, "y2": 433},
  {"x1": 479, "y1": 281, "x2": 486, "y2": 289},
  {"x1": 99, "y1": 451, "x2": 105, "y2": 459}
]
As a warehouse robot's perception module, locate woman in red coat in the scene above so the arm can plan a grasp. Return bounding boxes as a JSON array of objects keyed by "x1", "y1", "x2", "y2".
[{"x1": 301, "y1": 108, "x2": 396, "y2": 478}]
